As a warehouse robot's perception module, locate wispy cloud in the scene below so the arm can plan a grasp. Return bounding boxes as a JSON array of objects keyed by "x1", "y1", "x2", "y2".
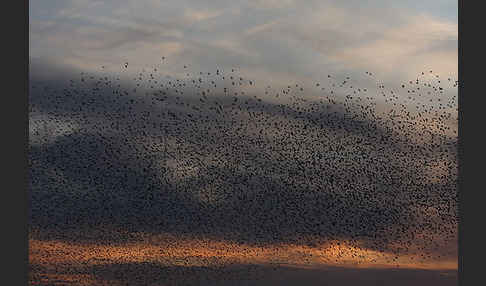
[{"x1": 30, "y1": 0, "x2": 457, "y2": 84}]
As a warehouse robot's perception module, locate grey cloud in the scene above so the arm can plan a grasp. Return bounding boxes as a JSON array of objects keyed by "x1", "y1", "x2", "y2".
[
  {"x1": 30, "y1": 0, "x2": 457, "y2": 84},
  {"x1": 28, "y1": 57, "x2": 457, "y2": 250}
]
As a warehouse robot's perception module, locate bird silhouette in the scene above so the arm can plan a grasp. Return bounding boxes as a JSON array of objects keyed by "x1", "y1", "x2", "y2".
[{"x1": 29, "y1": 59, "x2": 458, "y2": 284}]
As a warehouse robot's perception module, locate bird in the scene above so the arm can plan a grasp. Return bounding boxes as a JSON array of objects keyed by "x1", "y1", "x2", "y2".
[{"x1": 28, "y1": 60, "x2": 458, "y2": 284}]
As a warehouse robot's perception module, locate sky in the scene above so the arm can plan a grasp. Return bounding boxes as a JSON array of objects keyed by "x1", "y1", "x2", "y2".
[
  {"x1": 29, "y1": 0, "x2": 457, "y2": 86},
  {"x1": 28, "y1": 1, "x2": 458, "y2": 285}
]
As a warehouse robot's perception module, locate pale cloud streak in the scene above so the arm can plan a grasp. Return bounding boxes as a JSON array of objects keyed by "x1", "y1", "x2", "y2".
[
  {"x1": 29, "y1": 0, "x2": 457, "y2": 87},
  {"x1": 328, "y1": 14, "x2": 457, "y2": 79}
]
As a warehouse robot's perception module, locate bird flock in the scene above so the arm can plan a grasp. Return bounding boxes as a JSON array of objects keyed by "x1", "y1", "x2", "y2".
[{"x1": 29, "y1": 59, "x2": 458, "y2": 272}]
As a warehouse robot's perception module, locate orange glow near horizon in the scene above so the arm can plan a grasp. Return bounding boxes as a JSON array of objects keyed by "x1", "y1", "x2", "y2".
[{"x1": 29, "y1": 234, "x2": 457, "y2": 271}]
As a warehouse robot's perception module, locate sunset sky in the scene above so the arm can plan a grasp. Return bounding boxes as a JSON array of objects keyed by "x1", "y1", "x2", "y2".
[
  {"x1": 29, "y1": 1, "x2": 458, "y2": 285},
  {"x1": 30, "y1": 0, "x2": 457, "y2": 84}
]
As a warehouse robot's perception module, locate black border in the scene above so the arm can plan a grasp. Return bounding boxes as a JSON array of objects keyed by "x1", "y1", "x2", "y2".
[
  {"x1": 459, "y1": 0, "x2": 482, "y2": 285},
  {"x1": 8, "y1": 0, "x2": 29, "y2": 285}
]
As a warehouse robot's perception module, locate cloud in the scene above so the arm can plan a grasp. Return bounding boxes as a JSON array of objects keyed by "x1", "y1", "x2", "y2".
[
  {"x1": 28, "y1": 58, "x2": 457, "y2": 249},
  {"x1": 30, "y1": 238, "x2": 458, "y2": 285},
  {"x1": 184, "y1": 8, "x2": 223, "y2": 23},
  {"x1": 29, "y1": 1, "x2": 457, "y2": 88},
  {"x1": 328, "y1": 14, "x2": 457, "y2": 79},
  {"x1": 248, "y1": 0, "x2": 295, "y2": 10},
  {"x1": 244, "y1": 20, "x2": 280, "y2": 36},
  {"x1": 237, "y1": 5, "x2": 456, "y2": 82},
  {"x1": 28, "y1": 4, "x2": 458, "y2": 283}
]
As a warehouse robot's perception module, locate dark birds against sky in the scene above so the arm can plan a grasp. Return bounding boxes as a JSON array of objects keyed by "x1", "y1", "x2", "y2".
[{"x1": 29, "y1": 59, "x2": 458, "y2": 284}]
